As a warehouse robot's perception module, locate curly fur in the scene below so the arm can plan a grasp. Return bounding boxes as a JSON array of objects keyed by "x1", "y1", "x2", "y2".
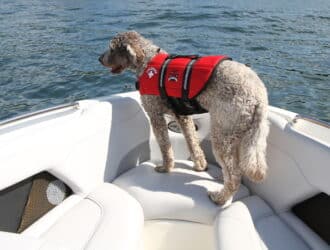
[{"x1": 99, "y1": 31, "x2": 269, "y2": 205}]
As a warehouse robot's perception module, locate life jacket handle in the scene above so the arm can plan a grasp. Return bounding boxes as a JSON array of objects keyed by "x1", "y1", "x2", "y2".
[{"x1": 168, "y1": 54, "x2": 199, "y2": 59}]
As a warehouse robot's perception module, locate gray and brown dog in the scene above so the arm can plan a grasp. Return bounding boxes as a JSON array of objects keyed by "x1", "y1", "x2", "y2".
[{"x1": 99, "y1": 31, "x2": 269, "y2": 205}]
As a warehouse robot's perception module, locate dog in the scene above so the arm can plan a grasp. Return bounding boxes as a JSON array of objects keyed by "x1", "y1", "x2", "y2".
[{"x1": 99, "y1": 31, "x2": 269, "y2": 205}]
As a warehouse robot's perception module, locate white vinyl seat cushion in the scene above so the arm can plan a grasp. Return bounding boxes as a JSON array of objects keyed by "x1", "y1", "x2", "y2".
[
  {"x1": 39, "y1": 183, "x2": 143, "y2": 250},
  {"x1": 113, "y1": 160, "x2": 250, "y2": 224},
  {"x1": 215, "y1": 196, "x2": 310, "y2": 250},
  {"x1": 0, "y1": 232, "x2": 63, "y2": 250}
]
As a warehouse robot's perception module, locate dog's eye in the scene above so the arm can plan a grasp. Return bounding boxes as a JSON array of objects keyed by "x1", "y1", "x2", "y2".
[{"x1": 110, "y1": 48, "x2": 114, "y2": 53}]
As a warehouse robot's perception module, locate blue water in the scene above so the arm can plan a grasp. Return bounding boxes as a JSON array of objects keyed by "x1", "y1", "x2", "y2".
[{"x1": 0, "y1": 0, "x2": 329, "y2": 122}]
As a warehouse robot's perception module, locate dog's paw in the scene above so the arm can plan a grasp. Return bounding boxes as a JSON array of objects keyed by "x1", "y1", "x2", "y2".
[
  {"x1": 155, "y1": 165, "x2": 171, "y2": 173},
  {"x1": 193, "y1": 157, "x2": 208, "y2": 172},
  {"x1": 245, "y1": 167, "x2": 266, "y2": 183},
  {"x1": 208, "y1": 191, "x2": 228, "y2": 206}
]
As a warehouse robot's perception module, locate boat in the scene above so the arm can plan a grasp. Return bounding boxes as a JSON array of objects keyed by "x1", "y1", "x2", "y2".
[{"x1": 0, "y1": 91, "x2": 329, "y2": 250}]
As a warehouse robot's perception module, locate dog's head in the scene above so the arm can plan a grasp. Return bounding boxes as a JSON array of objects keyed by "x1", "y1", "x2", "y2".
[{"x1": 99, "y1": 31, "x2": 146, "y2": 74}]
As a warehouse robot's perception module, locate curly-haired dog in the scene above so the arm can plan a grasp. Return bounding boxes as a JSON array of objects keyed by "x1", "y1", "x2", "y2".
[{"x1": 99, "y1": 31, "x2": 269, "y2": 205}]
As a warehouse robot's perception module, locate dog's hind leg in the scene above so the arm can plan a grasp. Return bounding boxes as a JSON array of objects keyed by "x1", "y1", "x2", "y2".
[
  {"x1": 175, "y1": 115, "x2": 207, "y2": 171},
  {"x1": 239, "y1": 103, "x2": 269, "y2": 182},
  {"x1": 208, "y1": 125, "x2": 242, "y2": 205},
  {"x1": 149, "y1": 112, "x2": 175, "y2": 173}
]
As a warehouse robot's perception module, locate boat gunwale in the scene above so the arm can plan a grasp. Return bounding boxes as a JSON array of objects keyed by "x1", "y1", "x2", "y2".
[
  {"x1": 291, "y1": 114, "x2": 330, "y2": 129},
  {"x1": 0, "y1": 97, "x2": 329, "y2": 131},
  {"x1": 0, "y1": 102, "x2": 80, "y2": 128}
]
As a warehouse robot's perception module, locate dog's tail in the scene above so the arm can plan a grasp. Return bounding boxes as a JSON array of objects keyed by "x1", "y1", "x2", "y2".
[{"x1": 239, "y1": 103, "x2": 269, "y2": 182}]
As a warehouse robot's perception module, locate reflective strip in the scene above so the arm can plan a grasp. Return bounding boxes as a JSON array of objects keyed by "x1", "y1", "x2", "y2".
[
  {"x1": 159, "y1": 58, "x2": 172, "y2": 87},
  {"x1": 183, "y1": 59, "x2": 197, "y2": 91}
]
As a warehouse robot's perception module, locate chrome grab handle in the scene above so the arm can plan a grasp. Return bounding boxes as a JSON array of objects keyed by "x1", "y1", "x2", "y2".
[{"x1": 291, "y1": 114, "x2": 330, "y2": 129}]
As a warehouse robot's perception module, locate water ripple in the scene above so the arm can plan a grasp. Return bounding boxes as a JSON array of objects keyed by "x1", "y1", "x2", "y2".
[{"x1": 0, "y1": 0, "x2": 329, "y2": 122}]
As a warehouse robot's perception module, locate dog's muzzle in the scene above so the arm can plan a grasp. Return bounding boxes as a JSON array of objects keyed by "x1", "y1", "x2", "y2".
[{"x1": 98, "y1": 54, "x2": 105, "y2": 65}]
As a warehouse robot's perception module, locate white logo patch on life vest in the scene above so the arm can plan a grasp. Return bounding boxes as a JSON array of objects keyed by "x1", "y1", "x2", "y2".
[
  {"x1": 146, "y1": 67, "x2": 157, "y2": 79},
  {"x1": 168, "y1": 71, "x2": 179, "y2": 82}
]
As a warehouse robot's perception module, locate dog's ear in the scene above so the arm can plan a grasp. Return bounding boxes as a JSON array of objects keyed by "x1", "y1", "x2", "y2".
[{"x1": 124, "y1": 43, "x2": 145, "y2": 65}]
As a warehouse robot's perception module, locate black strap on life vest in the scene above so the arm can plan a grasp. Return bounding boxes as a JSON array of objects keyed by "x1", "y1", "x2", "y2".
[
  {"x1": 159, "y1": 55, "x2": 200, "y2": 101},
  {"x1": 158, "y1": 57, "x2": 172, "y2": 102},
  {"x1": 157, "y1": 55, "x2": 208, "y2": 116},
  {"x1": 182, "y1": 57, "x2": 198, "y2": 100}
]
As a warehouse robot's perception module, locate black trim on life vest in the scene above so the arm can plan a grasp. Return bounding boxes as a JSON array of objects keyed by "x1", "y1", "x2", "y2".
[
  {"x1": 190, "y1": 99, "x2": 208, "y2": 114},
  {"x1": 164, "y1": 97, "x2": 208, "y2": 116},
  {"x1": 182, "y1": 58, "x2": 198, "y2": 100},
  {"x1": 158, "y1": 57, "x2": 172, "y2": 103},
  {"x1": 157, "y1": 55, "x2": 205, "y2": 115},
  {"x1": 179, "y1": 55, "x2": 199, "y2": 100},
  {"x1": 137, "y1": 54, "x2": 232, "y2": 116},
  {"x1": 169, "y1": 54, "x2": 199, "y2": 59},
  {"x1": 158, "y1": 54, "x2": 210, "y2": 115}
]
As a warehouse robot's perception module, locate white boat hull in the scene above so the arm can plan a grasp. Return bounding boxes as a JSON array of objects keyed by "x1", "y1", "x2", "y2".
[{"x1": 0, "y1": 91, "x2": 329, "y2": 250}]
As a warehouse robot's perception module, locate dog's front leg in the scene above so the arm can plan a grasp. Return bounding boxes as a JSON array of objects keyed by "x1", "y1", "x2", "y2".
[
  {"x1": 149, "y1": 112, "x2": 175, "y2": 172},
  {"x1": 175, "y1": 116, "x2": 207, "y2": 171}
]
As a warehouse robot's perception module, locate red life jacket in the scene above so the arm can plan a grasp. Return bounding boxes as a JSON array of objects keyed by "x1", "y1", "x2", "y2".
[{"x1": 137, "y1": 53, "x2": 230, "y2": 115}]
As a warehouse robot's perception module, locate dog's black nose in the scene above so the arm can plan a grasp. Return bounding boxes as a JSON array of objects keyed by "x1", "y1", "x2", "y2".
[{"x1": 98, "y1": 55, "x2": 104, "y2": 64}]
